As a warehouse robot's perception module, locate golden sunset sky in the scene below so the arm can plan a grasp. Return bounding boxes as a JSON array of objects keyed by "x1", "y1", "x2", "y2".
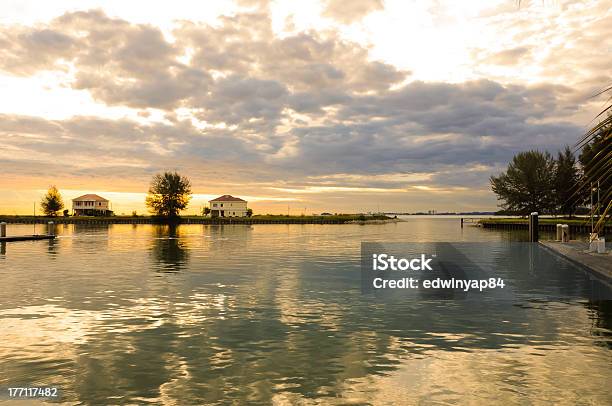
[{"x1": 0, "y1": 0, "x2": 610, "y2": 215}]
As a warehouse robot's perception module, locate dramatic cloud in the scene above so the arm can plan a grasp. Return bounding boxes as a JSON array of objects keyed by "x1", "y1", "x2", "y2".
[
  {"x1": 485, "y1": 47, "x2": 531, "y2": 65},
  {"x1": 0, "y1": 0, "x2": 609, "y2": 213},
  {"x1": 322, "y1": 0, "x2": 384, "y2": 24}
]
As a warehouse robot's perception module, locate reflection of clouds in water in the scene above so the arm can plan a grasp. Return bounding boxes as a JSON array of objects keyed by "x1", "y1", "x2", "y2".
[
  {"x1": 275, "y1": 272, "x2": 344, "y2": 331},
  {"x1": 343, "y1": 342, "x2": 612, "y2": 405},
  {"x1": 0, "y1": 304, "x2": 94, "y2": 348},
  {"x1": 0, "y1": 223, "x2": 611, "y2": 403}
]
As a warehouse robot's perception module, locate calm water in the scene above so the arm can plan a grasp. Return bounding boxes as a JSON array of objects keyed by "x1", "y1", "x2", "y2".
[{"x1": 0, "y1": 218, "x2": 610, "y2": 405}]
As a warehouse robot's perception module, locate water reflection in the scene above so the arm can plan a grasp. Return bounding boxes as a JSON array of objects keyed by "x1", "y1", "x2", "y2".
[
  {"x1": 586, "y1": 300, "x2": 612, "y2": 349},
  {"x1": 205, "y1": 224, "x2": 252, "y2": 252},
  {"x1": 0, "y1": 221, "x2": 610, "y2": 404},
  {"x1": 47, "y1": 235, "x2": 59, "y2": 258},
  {"x1": 150, "y1": 224, "x2": 189, "y2": 273}
]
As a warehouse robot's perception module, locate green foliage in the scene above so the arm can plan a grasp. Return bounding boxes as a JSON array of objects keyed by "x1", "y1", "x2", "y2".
[
  {"x1": 578, "y1": 88, "x2": 611, "y2": 233},
  {"x1": 202, "y1": 207, "x2": 211, "y2": 216},
  {"x1": 490, "y1": 151, "x2": 556, "y2": 215},
  {"x1": 579, "y1": 122, "x2": 611, "y2": 220},
  {"x1": 554, "y1": 146, "x2": 580, "y2": 216},
  {"x1": 63, "y1": 209, "x2": 69, "y2": 217},
  {"x1": 145, "y1": 172, "x2": 192, "y2": 218},
  {"x1": 246, "y1": 208, "x2": 253, "y2": 217},
  {"x1": 40, "y1": 186, "x2": 64, "y2": 217}
]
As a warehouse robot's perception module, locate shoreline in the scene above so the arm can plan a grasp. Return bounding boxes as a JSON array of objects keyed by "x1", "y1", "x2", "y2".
[
  {"x1": 0, "y1": 214, "x2": 393, "y2": 225},
  {"x1": 540, "y1": 240, "x2": 611, "y2": 282},
  {"x1": 479, "y1": 218, "x2": 611, "y2": 235}
]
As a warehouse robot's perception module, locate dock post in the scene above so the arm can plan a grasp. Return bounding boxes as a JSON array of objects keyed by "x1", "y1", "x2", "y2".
[
  {"x1": 461, "y1": 218, "x2": 464, "y2": 228},
  {"x1": 561, "y1": 224, "x2": 569, "y2": 243},
  {"x1": 47, "y1": 221, "x2": 55, "y2": 236},
  {"x1": 597, "y1": 238, "x2": 606, "y2": 254},
  {"x1": 556, "y1": 224, "x2": 562, "y2": 241},
  {"x1": 0, "y1": 222, "x2": 6, "y2": 238},
  {"x1": 529, "y1": 212, "x2": 539, "y2": 242}
]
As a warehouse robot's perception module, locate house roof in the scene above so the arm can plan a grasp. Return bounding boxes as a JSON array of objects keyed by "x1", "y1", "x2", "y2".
[
  {"x1": 209, "y1": 195, "x2": 246, "y2": 202},
  {"x1": 72, "y1": 194, "x2": 109, "y2": 202}
]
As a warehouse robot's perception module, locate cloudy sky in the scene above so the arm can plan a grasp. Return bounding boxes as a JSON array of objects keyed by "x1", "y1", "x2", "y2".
[{"x1": 0, "y1": 0, "x2": 610, "y2": 215}]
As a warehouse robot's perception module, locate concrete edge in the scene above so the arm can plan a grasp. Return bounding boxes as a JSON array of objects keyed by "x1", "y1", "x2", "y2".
[{"x1": 539, "y1": 241, "x2": 612, "y2": 284}]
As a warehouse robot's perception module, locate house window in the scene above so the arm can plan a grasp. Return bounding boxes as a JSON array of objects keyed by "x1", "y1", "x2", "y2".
[
  {"x1": 233, "y1": 212, "x2": 235, "y2": 215},
  {"x1": 213, "y1": 203, "x2": 217, "y2": 207},
  {"x1": 220, "y1": 203, "x2": 223, "y2": 207}
]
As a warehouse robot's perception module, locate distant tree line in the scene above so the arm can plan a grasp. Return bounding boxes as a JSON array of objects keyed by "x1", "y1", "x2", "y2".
[{"x1": 39, "y1": 171, "x2": 208, "y2": 218}]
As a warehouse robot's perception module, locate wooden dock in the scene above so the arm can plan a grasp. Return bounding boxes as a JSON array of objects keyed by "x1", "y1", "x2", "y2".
[
  {"x1": 479, "y1": 219, "x2": 611, "y2": 235},
  {"x1": 540, "y1": 240, "x2": 611, "y2": 282},
  {"x1": 0, "y1": 235, "x2": 56, "y2": 242}
]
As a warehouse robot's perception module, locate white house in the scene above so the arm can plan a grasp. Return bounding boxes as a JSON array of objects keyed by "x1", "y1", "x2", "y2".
[
  {"x1": 72, "y1": 194, "x2": 112, "y2": 216},
  {"x1": 209, "y1": 195, "x2": 248, "y2": 217}
]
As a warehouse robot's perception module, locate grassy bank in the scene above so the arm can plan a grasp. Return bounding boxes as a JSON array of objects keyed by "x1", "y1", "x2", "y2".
[
  {"x1": 479, "y1": 217, "x2": 611, "y2": 234},
  {"x1": 479, "y1": 217, "x2": 599, "y2": 226},
  {"x1": 0, "y1": 214, "x2": 392, "y2": 225}
]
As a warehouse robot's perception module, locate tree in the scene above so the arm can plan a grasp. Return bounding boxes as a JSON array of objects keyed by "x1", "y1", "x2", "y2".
[
  {"x1": 145, "y1": 172, "x2": 192, "y2": 217},
  {"x1": 554, "y1": 146, "x2": 580, "y2": 217},
  {"x1": 40, "y1": 186, "x2": 64, "y2": 217},
  {"x1": 490, "y1": 151, "x2": 556, "y2": 215},
  {"x1": 513, "y1": 1, "x2": 610, "y2": 231},
  {"x1": 246, "y1": 208, "x2": 253, "y2": 217},
  {"x1": 579, "y1": 121, "x2": 611, "y2": 227},
  {"x1": 202, "y1": 207, "x2": 211, "y2": 216}
]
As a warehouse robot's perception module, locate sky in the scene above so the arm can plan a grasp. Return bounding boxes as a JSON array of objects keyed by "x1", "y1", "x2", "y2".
[{"x1": 0, "y1": 0, "x2": 610, "y2": 215}]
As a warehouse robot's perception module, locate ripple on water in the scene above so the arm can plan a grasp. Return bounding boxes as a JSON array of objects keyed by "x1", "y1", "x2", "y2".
[{"x1": 0, "y1": 222, "x2": 610, "y2": 404}]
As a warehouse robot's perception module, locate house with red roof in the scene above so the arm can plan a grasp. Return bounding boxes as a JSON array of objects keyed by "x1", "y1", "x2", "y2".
[
  {"x1": 72, "y1": 194, "x2": 113, "y2": 216},
  {"x1": 208, "y1": 195, "x2": 248, "y2": 217}
]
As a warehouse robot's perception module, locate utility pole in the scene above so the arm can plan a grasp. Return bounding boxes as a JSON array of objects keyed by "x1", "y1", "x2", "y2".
[
  {"x1": 597, "y1": 180, "x2": 600, "y2": 220},
  {"x1": 590, "y1": 182, "x2": 594, "y2": 234}
]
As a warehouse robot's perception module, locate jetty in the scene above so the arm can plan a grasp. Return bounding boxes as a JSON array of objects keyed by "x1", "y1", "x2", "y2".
[
  {"x1": 0, "y1": 221, "x2": 56, "y2": 242},
  {"x1": 0, "y1": 235, "x2": 55, "y2": 242},
  {"x1": 540, "y1": 240, "x2": 611, "y2": 282},
  {"x1": 478, "y1": 218, "x2": 612, "y2": 234}
]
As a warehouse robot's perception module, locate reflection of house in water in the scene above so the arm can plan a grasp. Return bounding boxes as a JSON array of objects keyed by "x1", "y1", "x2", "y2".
[
  {"x1": 68, "y1": 223, "x2": 112, "y2": 252},
  {"x1": 205, "y1": 225, "x2": 252, "y2": 253}
]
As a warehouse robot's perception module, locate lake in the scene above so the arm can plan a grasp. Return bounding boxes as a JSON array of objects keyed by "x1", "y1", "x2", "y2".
[{"x1": 1, "y1": 218, "x2": 610, "y2": 404}]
